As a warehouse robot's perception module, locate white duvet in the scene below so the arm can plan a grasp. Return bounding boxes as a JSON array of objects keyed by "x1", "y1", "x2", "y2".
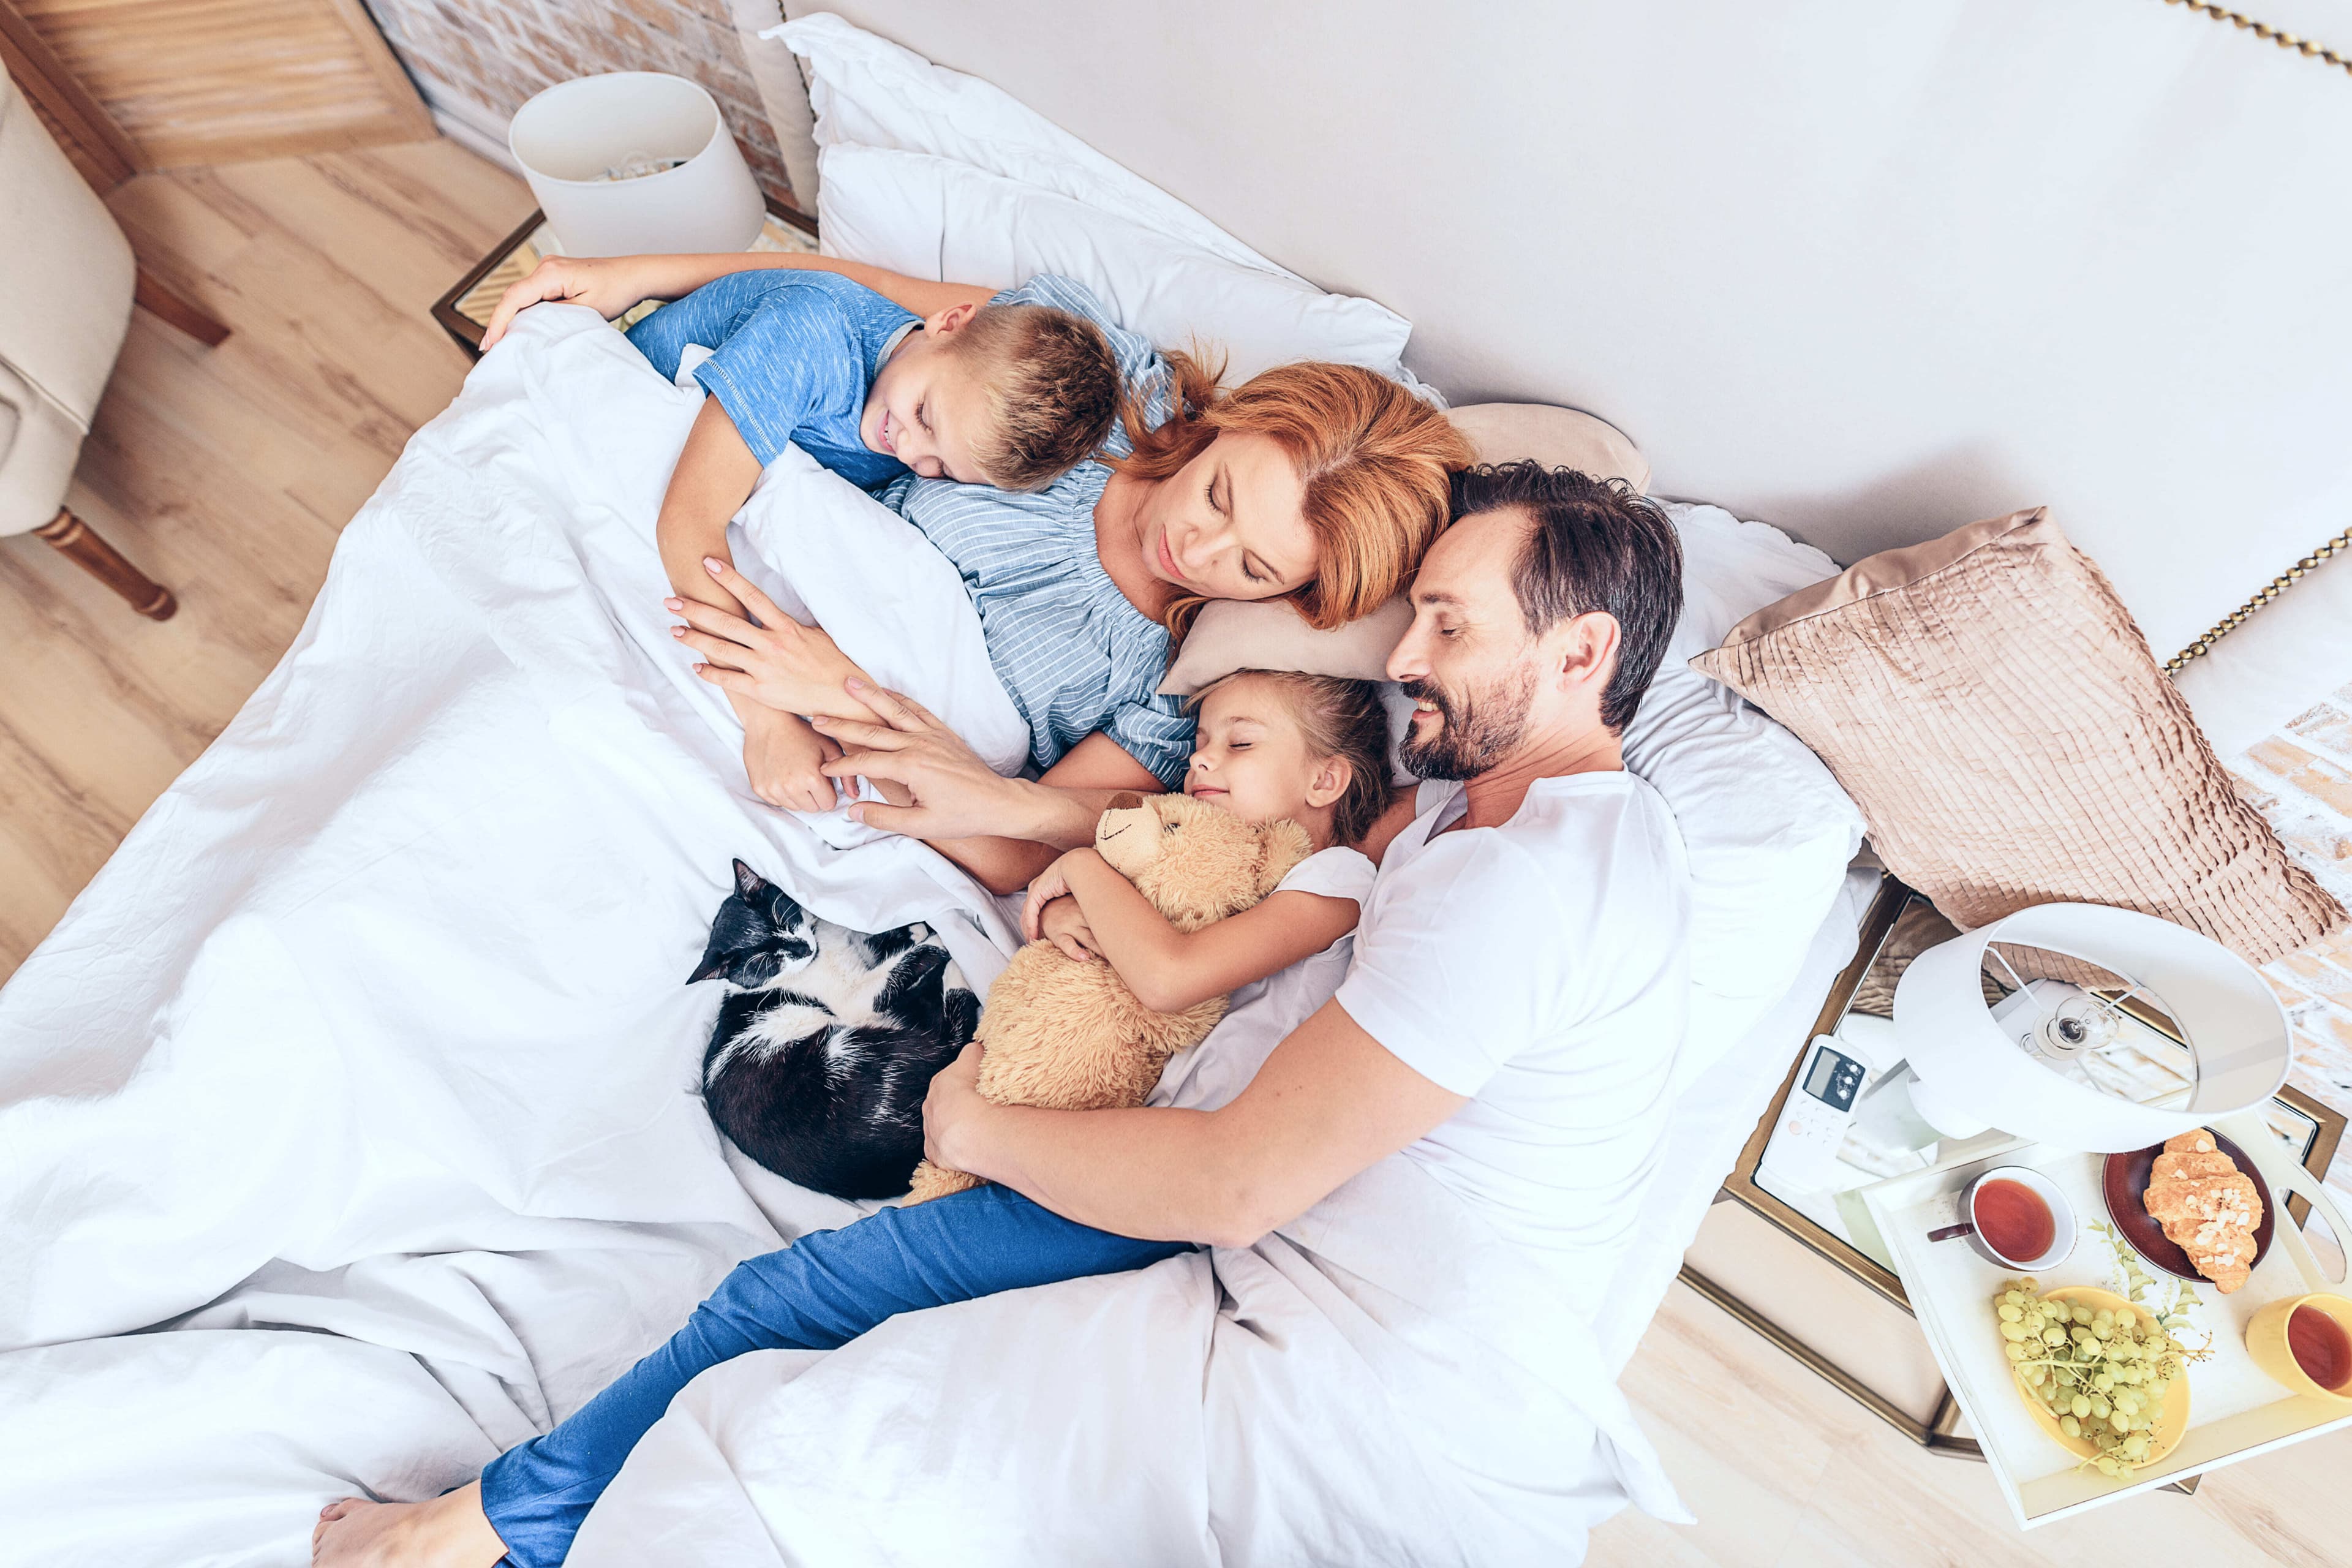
[{"x1": 0, "y1": 306, "x2": 1676, "y2": 1566}]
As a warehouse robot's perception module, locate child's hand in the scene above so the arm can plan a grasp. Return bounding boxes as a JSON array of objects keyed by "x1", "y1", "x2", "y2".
[
  {"x1": 481, "y1": 255, "x2": 649, "y2": 347},
  {"x1": 1036, "y1": 897, "x2": 1101, "y2": 963},
  {"x1": 743, "y1": 709, "x2": 841, "y2": 813},
  {"x1": 1020, "y1": 851, "x2": 1080, "y2": 941}
]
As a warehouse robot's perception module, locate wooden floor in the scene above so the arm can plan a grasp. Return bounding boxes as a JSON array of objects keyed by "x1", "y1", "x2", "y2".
[
  {"x1": 1, "y1": 140, "x2": 2342, "y2": 1565},
  {"x1": 0, "y1": 138, "x2": 524, "y2": 970}
]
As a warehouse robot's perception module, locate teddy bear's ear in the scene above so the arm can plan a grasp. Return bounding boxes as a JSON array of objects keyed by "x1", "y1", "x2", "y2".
[{"x1": 1253, "y1": 819, "x2": 1316, "y2": 895}]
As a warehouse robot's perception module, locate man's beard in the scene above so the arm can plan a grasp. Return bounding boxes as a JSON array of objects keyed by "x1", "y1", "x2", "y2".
[{"x1": 1396, "y1": 669, "x2": 1536, "y2": 780}]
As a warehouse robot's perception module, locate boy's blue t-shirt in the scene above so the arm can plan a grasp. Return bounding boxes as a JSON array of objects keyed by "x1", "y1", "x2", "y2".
[{"x1": 625, "y1": 270, "x2": 920, "y2": 489}]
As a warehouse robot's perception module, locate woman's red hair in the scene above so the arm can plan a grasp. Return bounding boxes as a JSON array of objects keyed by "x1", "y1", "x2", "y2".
[{"x1": 1114, "y1": 350, "x2": 1474, "y2": 636}]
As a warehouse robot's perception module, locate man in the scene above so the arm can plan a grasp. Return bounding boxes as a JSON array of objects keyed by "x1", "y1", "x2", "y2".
[{"x1": 309, "y1": 461, "x2": 1687, "y2": 1567}]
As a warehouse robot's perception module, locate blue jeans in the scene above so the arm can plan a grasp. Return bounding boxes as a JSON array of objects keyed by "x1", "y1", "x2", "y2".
[{"x1": 478, "y1": 1185, "x2": 1189, "y2": 1567}]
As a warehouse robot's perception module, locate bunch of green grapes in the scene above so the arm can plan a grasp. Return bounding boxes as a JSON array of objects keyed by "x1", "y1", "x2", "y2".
[{"x1": 1992, "y1": 1279, "x2": 2186, "y2": 1476}]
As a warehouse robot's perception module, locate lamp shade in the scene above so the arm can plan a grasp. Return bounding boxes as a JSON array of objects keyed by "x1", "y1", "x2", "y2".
[
  {"x1": 1892, "y1": 902, "x2": 2292, "y2": 1154},
  {"x1": 509, "y1": 74, "x2": 766, "y2": 258}
]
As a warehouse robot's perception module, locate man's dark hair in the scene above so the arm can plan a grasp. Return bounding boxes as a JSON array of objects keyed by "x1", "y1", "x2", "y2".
[{"x1": 1447, "y1": 462, "x2": 1683, "y2": 733}]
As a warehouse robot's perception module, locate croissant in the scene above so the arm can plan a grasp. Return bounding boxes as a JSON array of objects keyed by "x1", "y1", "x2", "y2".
[{"x1": 2142, "y1": 1129, "x2": 2261, "y2": 1293}]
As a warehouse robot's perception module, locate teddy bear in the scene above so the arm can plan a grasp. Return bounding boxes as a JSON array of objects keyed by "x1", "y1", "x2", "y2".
[{"x1": 904, "y1": 790, "x2": 1312, "y2": 1204}]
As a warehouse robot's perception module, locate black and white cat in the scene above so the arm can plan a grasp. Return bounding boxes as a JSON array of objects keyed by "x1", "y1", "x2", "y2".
[{"x1": 688, "y1": 859, "x2": 981, "y2": 1200}]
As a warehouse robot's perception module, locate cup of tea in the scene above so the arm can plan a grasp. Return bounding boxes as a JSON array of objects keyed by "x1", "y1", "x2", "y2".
[
  {"x1": 1927, "y1": 1165, "x2": 2076, "y2": 1270},
  {"x1": 2246, "y1": 1292, "x2": 2352, "y2": 1404}
]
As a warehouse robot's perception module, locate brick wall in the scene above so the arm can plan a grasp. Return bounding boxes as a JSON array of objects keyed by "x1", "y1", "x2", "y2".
[{"x1": 362, "y1": 0, "x2": 802, "y2": 213}]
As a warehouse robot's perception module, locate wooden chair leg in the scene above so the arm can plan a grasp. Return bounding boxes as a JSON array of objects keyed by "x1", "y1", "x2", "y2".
[
  {"x1": 33, "y1": 508, "x2": 178, "y2": 620},
  {"x1": 134, "y1": 267, "x2": 230, "y2": 347}
]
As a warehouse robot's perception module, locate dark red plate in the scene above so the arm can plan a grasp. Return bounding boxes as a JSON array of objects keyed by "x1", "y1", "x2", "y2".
[{"x1": 2101, "y1": 1128, "x2": 2274, "y2": 1284}]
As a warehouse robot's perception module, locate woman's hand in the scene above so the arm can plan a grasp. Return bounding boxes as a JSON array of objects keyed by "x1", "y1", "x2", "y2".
[
  {"x1": 481, "y1": 255, "x2": 655, "y2": 349},
  {"x1": 921, "y1": 1041, "x2": 992, "y2": 1172},
  {"x1": 669, "y1": 560, "x2": 870, "y2": 718},
  {"x1": 813, "y1": 685, "x2": 1028, "y2": 841}
]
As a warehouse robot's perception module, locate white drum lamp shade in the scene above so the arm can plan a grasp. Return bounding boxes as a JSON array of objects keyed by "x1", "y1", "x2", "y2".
[
  {"x1": 1892, "y1": 903, "x2": 2293, "y2": 1155},
  {"x1": 508, "y1": 74, "x2": 766, "y2": 258}
]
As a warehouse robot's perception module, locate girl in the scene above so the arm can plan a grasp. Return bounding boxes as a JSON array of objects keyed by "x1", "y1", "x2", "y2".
[{"x1": 1020, "y1": 670, "x2": 1394, "y2": 1016}]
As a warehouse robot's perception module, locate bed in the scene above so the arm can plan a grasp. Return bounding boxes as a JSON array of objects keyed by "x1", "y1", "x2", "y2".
[
  {"x1": 9, "y1": 6, "x2": 2331, "y2": 1564},
  {"x1": 0, "y1": 31, "x2": 1863, "y2": 1564},
  {"x1": 0, "y1": 289, "x2": 1861, "y2": 1562}
]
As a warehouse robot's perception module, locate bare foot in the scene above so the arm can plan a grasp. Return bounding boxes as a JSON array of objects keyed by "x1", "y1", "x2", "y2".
[{"x1": 312, "y1": 1481, "x2": 508, "y2": 1567}]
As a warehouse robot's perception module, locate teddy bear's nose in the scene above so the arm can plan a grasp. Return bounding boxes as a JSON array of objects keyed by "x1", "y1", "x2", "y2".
[{"x1": 1107, "y1": 791, "x2": 1144, "y2": 812}]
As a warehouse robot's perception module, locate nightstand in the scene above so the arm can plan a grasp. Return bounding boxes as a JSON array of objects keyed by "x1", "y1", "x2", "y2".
[{"x1": 429, "y1": 203, "x2": 820, "y2": 359}]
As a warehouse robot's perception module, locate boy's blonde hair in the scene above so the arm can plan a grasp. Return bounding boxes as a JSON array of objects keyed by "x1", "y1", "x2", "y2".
[{"x1": 949, "y1": 304, "x2": 1121, "y2": 490}]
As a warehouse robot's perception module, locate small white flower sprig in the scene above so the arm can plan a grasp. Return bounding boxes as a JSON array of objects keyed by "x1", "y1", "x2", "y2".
[{"x1": 2090, "y1": 1217, "x2": 2209, "y2": 1342}]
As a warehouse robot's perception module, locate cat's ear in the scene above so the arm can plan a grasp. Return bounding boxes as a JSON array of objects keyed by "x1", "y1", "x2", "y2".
[
  {"x1": 732, "y1": 858, "x2": 765, "y2": 899},
  {"x1": 687, "y1": 948, "x2": 731, "y2": 985}
]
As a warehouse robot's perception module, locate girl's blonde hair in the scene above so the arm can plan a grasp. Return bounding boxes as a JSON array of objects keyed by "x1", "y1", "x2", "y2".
[
  {"x1": 1115, "y1": 350, "x2": 1474, "y2": 639},
  {"x1": 1196, "y1": 669, "x2": 1395, "y2": 847}
]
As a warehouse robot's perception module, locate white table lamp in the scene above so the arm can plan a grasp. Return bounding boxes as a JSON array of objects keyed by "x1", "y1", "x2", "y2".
[
  {"x1": 508, "y1": 74, "x2": 766, "y2": 258},
  {"x1": 1889, "y1": 902, "x2": 2292, "y2": 1154}
]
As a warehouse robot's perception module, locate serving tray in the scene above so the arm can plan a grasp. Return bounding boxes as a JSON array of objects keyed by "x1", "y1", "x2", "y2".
[{"x1": 1858, "y1": 1108, "x2": 2352, "y2": 1528}]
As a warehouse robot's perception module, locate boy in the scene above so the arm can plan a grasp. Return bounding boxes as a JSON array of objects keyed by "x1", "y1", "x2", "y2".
[{"x1": 628, "y1": 269, "x2": 1120, "y2": 811}]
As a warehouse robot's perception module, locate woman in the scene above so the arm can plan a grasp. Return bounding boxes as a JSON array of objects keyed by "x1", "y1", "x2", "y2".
[
  {"x1": 310, "y1": 263, "x2": 1469, "y2": 1566},
  {"x1": 481, "y1": 252, "x2": 1471, "y2": 891}
]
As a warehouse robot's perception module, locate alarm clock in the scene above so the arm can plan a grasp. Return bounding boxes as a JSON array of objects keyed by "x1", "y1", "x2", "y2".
[{"x1": 1760, "y1": 1035, "x2": 1869, "y2": 1190}]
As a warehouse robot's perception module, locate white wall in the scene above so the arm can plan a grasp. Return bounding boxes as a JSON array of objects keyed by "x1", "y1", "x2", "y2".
[{"x1": 781, "y1": 1, "x2": 2351, "y2": 661}]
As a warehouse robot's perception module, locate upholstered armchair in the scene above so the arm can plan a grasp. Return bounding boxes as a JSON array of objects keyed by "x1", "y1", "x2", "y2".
[{"x1": 0, "y1": 66, "x2": 203, "y2": 619}]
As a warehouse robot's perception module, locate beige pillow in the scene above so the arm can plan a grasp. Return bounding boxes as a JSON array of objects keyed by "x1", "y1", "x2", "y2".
[
  {"x1": 1446, "y1": 402, "x2": 1651, "y2": 492},
  {"x1": 1158, "y1": 402, "x2": 1646, "y2": 696},
  {"x1": 1691, "y1": 507, "x2": 2344, "y2": 965}
]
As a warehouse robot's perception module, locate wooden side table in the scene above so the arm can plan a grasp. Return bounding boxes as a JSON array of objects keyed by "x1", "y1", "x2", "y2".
[{"x1": 430, "y1": 202, "x2": 820, "y2": 359}]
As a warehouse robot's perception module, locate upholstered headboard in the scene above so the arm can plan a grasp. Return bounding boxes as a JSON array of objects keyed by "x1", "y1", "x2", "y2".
[{"x1": 761, "y1": 2, "x2": 2348, "y2": 708}]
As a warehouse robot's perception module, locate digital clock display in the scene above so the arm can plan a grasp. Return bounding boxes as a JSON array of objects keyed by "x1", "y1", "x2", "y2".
[{"x1": 1801, "y1": 1044, "x2": 1864, "y2": 1112}]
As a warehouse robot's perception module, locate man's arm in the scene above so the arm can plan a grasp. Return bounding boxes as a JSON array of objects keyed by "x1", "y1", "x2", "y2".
[
  {"x1": 924, "y1": 999, "x2": 1467, "y2": 1247},
  {"x1": 483, "y1": 252, "x2": 996, "y2": 347}
]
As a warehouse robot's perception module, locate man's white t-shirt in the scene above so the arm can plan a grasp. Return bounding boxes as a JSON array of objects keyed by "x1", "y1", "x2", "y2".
[{"x1": 1334, "y1": 772, "x2": 1691, "y2": 1317}]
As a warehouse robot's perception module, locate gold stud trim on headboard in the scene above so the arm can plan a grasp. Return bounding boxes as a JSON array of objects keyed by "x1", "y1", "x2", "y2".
[
  {"x1": 2154, "y1": 2, "x2": 2346, "y2": 672},
  {"x1": 2165, "y1": 530, "x2": 2352, "y2": 674},
  {"x1": 2160, "y1": 0, "x2": 2352, "y2": 78}
]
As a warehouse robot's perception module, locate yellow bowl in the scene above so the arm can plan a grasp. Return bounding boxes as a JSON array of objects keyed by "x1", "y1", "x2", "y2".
[
  {"x1": 2245, "y1": 1292, "x2": 2352, "y2": 1405},
  {"x1": 2008, "y1": 1286, "x2": 2190, "y2": 1469}
]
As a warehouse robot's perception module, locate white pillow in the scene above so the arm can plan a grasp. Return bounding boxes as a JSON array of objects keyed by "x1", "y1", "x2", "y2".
[
  {"x1": 777, "y1": 13, "x2": 1302, "y2": 271},
  {"x1": 816, "y1": 145, "x2": 1412, "y2": 388},
  {"x1": 1640, "y1": 503, "x2": 1864, "y2": 1087},
  {"x1": 775, "y1": 16, "x2": 1425, "y2": 392}
]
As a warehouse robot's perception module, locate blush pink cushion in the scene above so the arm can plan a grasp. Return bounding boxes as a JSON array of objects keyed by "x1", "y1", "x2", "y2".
[{"x1": 1692, "y1": 507, "x2": 2343, "y2": 965}]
